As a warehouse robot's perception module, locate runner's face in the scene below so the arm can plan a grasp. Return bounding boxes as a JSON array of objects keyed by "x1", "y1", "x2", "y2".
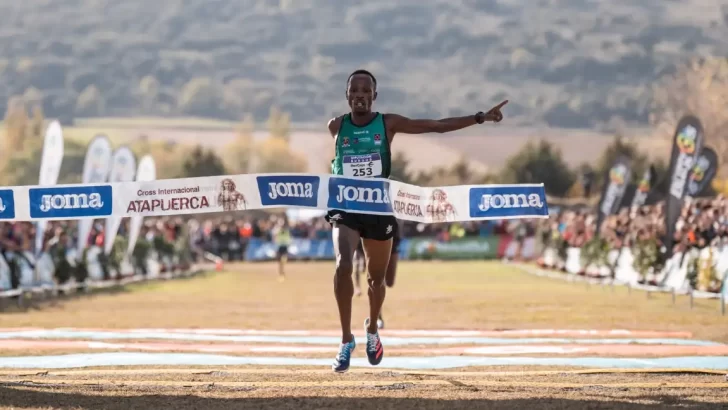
[{"x1": 347, "y1": 75, "x2": 375, "y2": 114}]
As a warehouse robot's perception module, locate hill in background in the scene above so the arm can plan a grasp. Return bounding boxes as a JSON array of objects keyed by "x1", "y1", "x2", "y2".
[{"x1": 0, "y1": 0, "x2": 725, "y2": 131}]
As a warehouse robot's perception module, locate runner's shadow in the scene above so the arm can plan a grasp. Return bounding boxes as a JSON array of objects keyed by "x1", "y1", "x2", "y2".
[{"x1": 0, "y1": 386, "x2": 724, "y2": 409}]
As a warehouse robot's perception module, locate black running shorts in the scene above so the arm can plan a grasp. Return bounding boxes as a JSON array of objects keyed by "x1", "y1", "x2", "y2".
[{"x1": 326, "y1": 210, "x2": 397, "y2": 242}]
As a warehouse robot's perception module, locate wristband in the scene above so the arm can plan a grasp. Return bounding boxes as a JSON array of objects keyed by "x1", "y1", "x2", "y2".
[{"x1": 475, "y1": 111, "x2": 485, "y2": 124}]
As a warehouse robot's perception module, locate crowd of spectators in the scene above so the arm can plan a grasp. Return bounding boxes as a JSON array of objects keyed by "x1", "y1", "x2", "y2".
[
  {"x1": 0, "y1": 219, "x2": 187, "y2": 258},
  {"x1": 6, "y1": 196, "x2": 727, "y2": 293},
  {"x1": 541, "y1": 196, "x2": 728, "y2": 257},
  {"x1": 11, "y1": 196, "x2": 725, "y2": 265},
  {"x1": 191, "y1": 214, "x2": 539, "y2": 261},
  {"x1": 537, "y1": 196, "x2": 728, "y2": 292},
  {"x1": 0, "y1": 212, "x2": 540, "y2": 263}
]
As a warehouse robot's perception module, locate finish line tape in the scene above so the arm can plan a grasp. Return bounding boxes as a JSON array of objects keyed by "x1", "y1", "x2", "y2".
[{"x1": 0, "y1": 173, "x2": 548, "y2": 222}]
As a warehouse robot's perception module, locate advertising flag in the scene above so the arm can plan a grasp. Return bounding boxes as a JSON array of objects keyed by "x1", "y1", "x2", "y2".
[
  {"x1": 103, "y1": 146, "x2": 137, "y2": 255},
  {"x1": 34, "y1": 120, "x2": 64, "y2": 254}
]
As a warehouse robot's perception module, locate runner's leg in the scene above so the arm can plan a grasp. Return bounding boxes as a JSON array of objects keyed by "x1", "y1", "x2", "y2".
[
  {"x1": 277, "y1": 246, "x2": 287, "y2": 280},
  {"x1": 379, "y1": 230, "x2": 399, "y2": 328},
  {"x1": 361, "y1": 235, "x2": 391, "y2": 366},
  {"x1": 362, "y1": 238, "x2": 391, "y2": 334},
  {"x1": 385, "y1": 249, "x2": 398, "y2": 288},
  {"x1": 333, "y1": 224, "x2": 360, "y2": 343}
]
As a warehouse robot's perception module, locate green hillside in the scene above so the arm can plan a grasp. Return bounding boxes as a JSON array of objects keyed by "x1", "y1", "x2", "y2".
[{"x1": 0, "y1": 0, "x2": 725, "y2": 128}]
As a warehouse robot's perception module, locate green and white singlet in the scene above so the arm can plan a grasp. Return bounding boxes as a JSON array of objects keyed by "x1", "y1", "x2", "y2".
[
  {"x1": 331, "y1": 113, "x2": 391, "y2": 179},
  {"x1": 326, "y1": 112, "x2": 397, "y2": 241}
]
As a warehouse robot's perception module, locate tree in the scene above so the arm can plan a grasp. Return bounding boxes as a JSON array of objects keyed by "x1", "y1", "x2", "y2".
[
  {"x1": 266, "y1": 105, "x2": 290, "y2": 143},
  {"x1": 27, "y1": 104, "x2": 44, "y2": 140},
  {"x1": 222, "y1": 79, "x2": 255, "y2": 117},
  {"x1": 574, "y1": 163, "x2": 597, "y2": 198},
  {"x1": 566, "y1": 181, "x2": 585, "y2": 198},
  {"x1": 593, "y1": 135, "x2": 648, "y2": 190},
  {"x1": 177, "y1": 77, "x2": 218, "y2": 116},
  {"x1": 138, "y1": 75, "x2": 160, "y2": 112},
  {"x1": 3, "y1": 96, "x2": 28, "y2": 153},
  {"x1": 135, "y1": 134, "x2": 151, "y2": 155},
  {"x1": 179, "y1": 145, "x2": 227, "y2": 178},
  {"x1": 1, "y1": 102, "x2": 48, "y2": 185},
  {"x1": 413, "y1": 157, "x2": 493, "y2": 187},
  {"x1": 75, "y1": 84, "x2": 105, "y2": 116},
  {"x1": 650, "y1": 57, "x2": 728, "y2": 177},
  {"x1": 499, "y1": 140, "x2": 575, "y2": 197},
  {"x1": 1, "y1": 136, "x2": 87, "y2": 186},
  {"x1": 254, "y1": 137, "x2": 307, "y2": 173},
  {"x1": 2, "y1": 97, "x2": 44, "y2": 163},
  {"x1": 129, "y1": 139, "x2": 187, "y2": 180},
  {"x1": 23, "y1": 87, "x2": 43, "y2": 108},
  {"x1": 223, "y1": 113, "x2": 255, "y2": 174},
  {"x1": 389, "y1": 152, "x2": 414, "y2": 184}
]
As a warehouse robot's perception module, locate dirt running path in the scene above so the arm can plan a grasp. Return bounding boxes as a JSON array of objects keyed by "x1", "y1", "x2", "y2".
[{"x1": 1, "y1": 367, "x2": 727, "y2": 409}]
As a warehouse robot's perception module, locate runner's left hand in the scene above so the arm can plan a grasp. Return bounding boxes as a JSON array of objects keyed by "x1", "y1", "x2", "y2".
[{"x1": 484, "y1": 100, "x2": 508, "y2": 123}]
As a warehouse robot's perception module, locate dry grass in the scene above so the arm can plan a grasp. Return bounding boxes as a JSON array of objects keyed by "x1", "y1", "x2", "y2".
[{"x1": 0, "y1": 261, "x2": 725, "y2": 342}]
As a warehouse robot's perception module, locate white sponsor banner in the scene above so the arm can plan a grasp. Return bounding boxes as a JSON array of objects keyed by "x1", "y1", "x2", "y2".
[
  {"x1": 389, "y1": 184, "x2": 461, "y2": 224},
  {"x1": 76, "y1": 135, "x2": 113, "y2": 256},
  {"x1": 127, "y1": 155, "x2": 156, "y2": 256},
  {"x1": 104, "y1": 147, "x2": 137, "y2": 255},
  {"x1": 0, "y1": 173, "x2": 548, "y2": 222},
  {"x1": 35, "y1": 120, "x2": 64, "y2": 254}
]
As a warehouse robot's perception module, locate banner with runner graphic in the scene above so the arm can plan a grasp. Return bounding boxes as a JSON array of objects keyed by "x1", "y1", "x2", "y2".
[
  {"x1": 595, "y1": 156, "x2": 632, "y2": 235},
  {"x1": 0, "y1": 173, "x2": 548, "y2": 222},
  {"x1": 665, "y1": 115, "x2": 704, "y2": 257},
  {"x1": 34, "y1": 120, "x2": 64, "y2": 255},
  {"x1": 75, "y1": 135, "x2": 113, "y2": 256},
  {"x1": 686, "y1": 146, "x2": 718, "y2": 198}
]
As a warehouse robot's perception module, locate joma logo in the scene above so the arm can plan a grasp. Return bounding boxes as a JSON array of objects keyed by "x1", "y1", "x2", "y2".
[
  {"x1": 257, "y1": 176, "x2": 320, "y2": 207},
  {"x1": 40, "y1": 193, "x2": 104, "y2": 212},
  {"x1": 268, "y1": 182, "x2": 314, "y2": 199},
  {"x1": 478, "y1": 193, "x2": 544, "y2": 211},
  {"x1": 335, "y1": 185, "x2": 390, "y2": 204}
]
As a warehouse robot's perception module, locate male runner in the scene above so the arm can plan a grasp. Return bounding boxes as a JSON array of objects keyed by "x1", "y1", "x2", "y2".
[
  {"x1": 272, "y1": 219, "x2": 291, "y2": 282},
  {"x1": 327, "y1": 69, "x2": 506, "y2": 372}
]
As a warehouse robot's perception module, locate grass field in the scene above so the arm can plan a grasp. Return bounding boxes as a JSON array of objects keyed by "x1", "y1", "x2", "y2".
[
  {"x1": 1, "y1": 261, "x2": 725, "y2": 340},
  {"x1": 0, "y1": 260, "x2": 726, "y2": 409}
]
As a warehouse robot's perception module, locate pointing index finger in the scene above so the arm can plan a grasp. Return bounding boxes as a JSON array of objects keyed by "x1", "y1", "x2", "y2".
[{"x1": 494, "y1": 100, "x2": 509, "y2": 109}]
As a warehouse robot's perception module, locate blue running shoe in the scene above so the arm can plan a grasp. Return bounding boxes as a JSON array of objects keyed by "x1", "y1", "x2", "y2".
[
  {"x1": 364, "y1": 318, "x2": 384, "y2": 366},
  {"x1": 332, "y1": 336, "x2": 356, "y2": 373}
]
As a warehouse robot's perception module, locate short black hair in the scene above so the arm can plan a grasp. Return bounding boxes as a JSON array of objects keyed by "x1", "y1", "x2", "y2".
[{"x1": 347, "y1": 69, "x2": 377, "y2": 89}]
